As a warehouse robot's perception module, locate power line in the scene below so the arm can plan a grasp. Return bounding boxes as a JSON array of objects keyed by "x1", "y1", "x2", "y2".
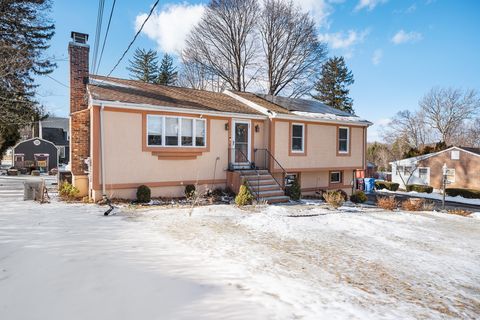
[
  {"x1": 106, "y1": 0, "x2": 159, "y2": 78},
  {"x1": 92, "y1": 0, "x2": 106, "y2": 73},
  {"x1": 95, "y1": 0, "x2": 117, "y2": 74},
  {"x1": 45, "y1": 74, "x2": 69, "y2": 88}
]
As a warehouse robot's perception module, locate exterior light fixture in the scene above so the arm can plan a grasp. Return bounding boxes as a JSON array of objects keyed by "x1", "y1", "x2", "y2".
[{"x1": 255, "y1": 124, "x2": 260, "y2": 132}]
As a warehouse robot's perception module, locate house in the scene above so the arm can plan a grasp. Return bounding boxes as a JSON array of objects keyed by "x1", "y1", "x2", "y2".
[
  {"x1": 40, "y1": 117, "x2": 70, "y2": 164},
  {"x1": 68, "y1": 31, "x2": 371, "y2": 202},
  {"x1": 390, "y1": 146, "x2": 480, "y2": 190}
]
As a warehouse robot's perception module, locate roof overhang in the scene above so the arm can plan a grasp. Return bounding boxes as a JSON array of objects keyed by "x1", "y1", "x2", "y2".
[{"x1": 89, "y1": 98, "x2": 268, "y2": 120}]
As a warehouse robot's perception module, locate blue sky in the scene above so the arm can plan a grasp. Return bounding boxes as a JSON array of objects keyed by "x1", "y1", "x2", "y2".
[{"x1": 35, "y1": 0, "x2": 480, "y2": 141}]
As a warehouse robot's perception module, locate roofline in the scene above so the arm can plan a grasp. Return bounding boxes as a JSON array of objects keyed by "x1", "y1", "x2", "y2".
[
  {"x1": 89, "y1": 98, "x2": 268, "y2": 120},
  {"x1": 274, "y1": 113, "x2": 372, "y2": 127},
  {"x1": 389, "y1": 146, "x2": 480, "y2": 164},
  {"x1": 224, "y1": 90, "x2": 277, "y2": 117},
  {"x1": 12, "y1": 137, "x2": 58, "y2": 151}
]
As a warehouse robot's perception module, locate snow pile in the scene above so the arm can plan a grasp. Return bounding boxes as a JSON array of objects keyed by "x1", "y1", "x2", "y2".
[{"x1": 378, "y1": 188, "x2": 480, "y2": 205}]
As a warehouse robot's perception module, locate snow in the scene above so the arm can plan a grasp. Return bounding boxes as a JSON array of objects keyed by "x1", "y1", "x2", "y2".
[
  {"x1": 1, "y1": 178, "x2": 479, "y2": 319},
  {"x1": 379, "y1": 188, "x2": 480, "y2": 205},
  {"x1": 291, "y1": 110, "x2": 369, "y2": 124}
]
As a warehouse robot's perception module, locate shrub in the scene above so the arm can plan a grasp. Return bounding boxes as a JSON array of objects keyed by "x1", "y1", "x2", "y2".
[
  {"x1": 401, "y1": 198, "x2": 424, "y2": 211},
  {"x1": 375, "y1": 181, "x2": 399, "y2": 191},
  {"x1": 59, "y1": 181, "x2": 80, "y2": 200},
  {"x1": 377, "y1": 196, "x2": 398, "y2": 211},
  {"x1": 323, "y1": 191, "x2": 344, "y2": 209},
  {"x1": 445, "y1": 188, "x2": 480, "y2": 199},
  {"x1": 136, "y1": 185, "x2": 151, "y2": 203},
  {"x1": 336, "y1": 189, "x2": 348, "y2": 201},
  {"x1": 350, "y1": 190, "x2": 367, "y2": 203},
  {"x1": 286, "y1": 176, "x2": 301, "y2": 201},
  {"x1": 185, "y1": 184, "x2": 196, "y2": 199},
  {"x1": 406, "y1": 184, "x2": 433, "y2": 193},
  {"x1": 235, "y1": 182, "x2": 253, "y2": 206}
]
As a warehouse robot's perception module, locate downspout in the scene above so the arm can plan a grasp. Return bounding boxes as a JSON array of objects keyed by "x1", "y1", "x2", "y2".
[
  {"x1": 100, "y1": 103, "x2": 114, "y2": 215},
  {"x1": 100, "y1": 103, "x2": 106, "y2": 197}
]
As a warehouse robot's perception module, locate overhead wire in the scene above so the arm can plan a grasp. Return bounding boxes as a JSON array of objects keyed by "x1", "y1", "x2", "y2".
[
  {"x1": 95, "y1": 0, "x2": 117, "y2": 75},
  {"x1": 105, "y1": 0, "x2": 159, "y2": 78},
  {"x1": 92, "y1": 0, "x2": 106, "y2": 74}
]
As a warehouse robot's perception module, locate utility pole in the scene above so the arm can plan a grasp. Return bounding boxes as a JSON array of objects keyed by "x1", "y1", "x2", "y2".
[{"x1": 442, "y1": 163, "x2": 447, "y2": 211}]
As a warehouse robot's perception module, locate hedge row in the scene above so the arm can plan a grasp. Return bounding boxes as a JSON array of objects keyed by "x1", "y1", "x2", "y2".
[
  {"x1": 406, "y1": 184, "x2": 433, "y2": 193},
  {"x1": 375, "y1": 181, "x2": 399, "y2": 191},
  {"x1": 445, "y1": 188, "x2": 480, "y2": 199}
]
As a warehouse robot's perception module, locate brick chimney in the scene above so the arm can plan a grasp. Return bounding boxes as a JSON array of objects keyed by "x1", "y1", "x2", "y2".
[{"x1": 69, "y1": 32, "x2": 90, "y2": 196}]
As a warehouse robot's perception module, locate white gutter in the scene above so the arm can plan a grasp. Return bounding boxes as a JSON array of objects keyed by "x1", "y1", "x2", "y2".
[
  {"x1": 90, "y1": 98, "x2": 268, "y2": 120},
  {"x1": 100, "y1": 103, "x2": 106, "y2": 197}
]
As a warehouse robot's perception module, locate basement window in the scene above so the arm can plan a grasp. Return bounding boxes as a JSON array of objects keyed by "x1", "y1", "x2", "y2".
[
  {"x1": 330, "y1": 171, "x2": 342, "y2": 184},
  {"x1": 147, "y1": 115, "x2": 207, "y2": 148}
]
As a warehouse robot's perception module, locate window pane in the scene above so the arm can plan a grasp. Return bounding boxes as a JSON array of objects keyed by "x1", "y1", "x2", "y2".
[
  {"x1": 181, "y1": 118, "x2": 193, "y2": 146},
  {"x1": 292, "y1": 124, "x2": 303, "y2": 137},
  {"x1": 292, "y1": 137, "x2": 303, "y2": 151},
  {"x1": 147, "y1": 116, "x2": 162, "y2": 146},
  {"x1": 165, "y1": 118, "x2": 179, "y2": 146},
  {"x1": 195, "y1": 119, "x2": 206, "y2": 146},
  {"x1": 330, "y1": 172, "x2": 341, "y2": 183},
  {"x1": 339, "y1": 140, "x2": 348, "y2": 152},
  {"x1": 339, "y1": 128, "x2": 348, "y2": 139}
]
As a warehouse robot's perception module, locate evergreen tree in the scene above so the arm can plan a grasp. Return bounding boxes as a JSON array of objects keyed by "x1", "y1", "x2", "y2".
[
  {"x1": 157, "y1": 54, "x2": 178, "y2": 86},
  {"x1": 0, "y1": 0, "x2": 55, "y2": 156},
  {"x1": 313, "y1": 56, "x2": 355, "y2": 114},
  {"x1": 127, "y1": 48, "x2": 158, "y2": 83}
]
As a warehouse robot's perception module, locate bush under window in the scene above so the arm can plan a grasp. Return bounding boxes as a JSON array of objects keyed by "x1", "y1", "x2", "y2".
[
  {"x1": 406, "y1": 184, "x2": 433, "y2": 193},
  {"x1": 375, "y1": 181, "x2": 399, "y2": 191},
  {"x1": 136, "y1": 185, "x2": 151, "y2": 203},
  {"x1": 445, "y1": 188, "x2": 480, "y2": 199}
]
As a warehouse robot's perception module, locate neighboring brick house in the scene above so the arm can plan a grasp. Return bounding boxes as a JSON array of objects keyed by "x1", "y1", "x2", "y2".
[
  {"x1": 68, "y1": 32, "x2": 371, "y2": 202},
  {"x1": 390, "y1": 147, "x2": 480, "y2": 190}
]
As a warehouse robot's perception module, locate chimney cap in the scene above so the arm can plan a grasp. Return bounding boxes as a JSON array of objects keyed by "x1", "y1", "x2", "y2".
[{"x1": 71, "y1": 32, "x2": 89, "y2": 44}]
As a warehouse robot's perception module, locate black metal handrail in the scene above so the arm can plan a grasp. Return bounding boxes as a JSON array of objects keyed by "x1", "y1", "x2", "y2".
[
  {"x1": 254, "y1": 148, "x2": 288, "y2": 190},
  {"x1": 229, "y1": 147, "x2": 262, "y2": 201}
]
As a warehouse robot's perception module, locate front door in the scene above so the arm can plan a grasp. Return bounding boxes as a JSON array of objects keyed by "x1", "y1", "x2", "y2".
[{"x1": 231, "y1": 120, "x2": 251, "y2": 167}]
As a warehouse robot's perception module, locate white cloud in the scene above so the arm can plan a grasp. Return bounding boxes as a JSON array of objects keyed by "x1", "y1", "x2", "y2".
[
  {"x1": 391, "y1": 29, "x2": 423, "y2": 45},
  {"x1": 291, "y1": 0, "x2": 332, "y2": 26},
  {"x1": 318, "y1": 29, "x2": 369, "y2": 50},
  {"x1": 355, "y1": 0, "x2": 388, "y2": 11},
  {"x1": 372, "y1": 49, "x2": 383, "y2": 65},
  {"x1": 136, "y1": 3, "x2": 205, "y2": 55}
]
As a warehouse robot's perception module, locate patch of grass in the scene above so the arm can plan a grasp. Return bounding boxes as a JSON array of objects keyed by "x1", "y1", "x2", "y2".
[
  {"x1": 401, "y1": 198, "x2": 424, "y2": 211},
  {"x1": 447, "y1": 209, "x2": 472, "y2": 217}
]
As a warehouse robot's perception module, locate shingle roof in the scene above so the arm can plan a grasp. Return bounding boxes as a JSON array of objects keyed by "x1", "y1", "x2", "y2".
[
  {"x1": 460, "y1": 147, "x2": 480, "y2": 155},
  {"x1": 88, "y1": 76, "x2": 263, "y2": 115}
]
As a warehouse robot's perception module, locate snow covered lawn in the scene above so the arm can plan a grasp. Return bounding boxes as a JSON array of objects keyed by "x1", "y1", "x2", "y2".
[{"x1": 1, "y1": 200, "x2": 479, "y2": 319}]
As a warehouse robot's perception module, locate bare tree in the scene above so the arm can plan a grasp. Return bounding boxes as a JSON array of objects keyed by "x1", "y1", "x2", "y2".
[
  {"x1": 420, "y1": 87, "x2": 480, "y2": 145},
  {"x1": 383, "y1": 110, "x2": 430, "y2": 149},
  {"x1": 259, "y1": 0, "x2": 327, "y2": 96},
  {"x1": 177, "y1": 56, "x2": 227, "y2": 92},
  {"x1": 183, "y1": 0, "x2": 259, "y2": 92}
]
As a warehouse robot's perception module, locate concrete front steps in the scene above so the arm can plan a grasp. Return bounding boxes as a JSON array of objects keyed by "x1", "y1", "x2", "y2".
[{"x1": 240, "y1": 170, "x2": 290, "y2": 204}]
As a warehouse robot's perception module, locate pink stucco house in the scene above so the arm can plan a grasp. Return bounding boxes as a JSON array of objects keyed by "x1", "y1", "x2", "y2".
[{"x1": 68, "y1": 32, "x2": 371, "y2": 203}]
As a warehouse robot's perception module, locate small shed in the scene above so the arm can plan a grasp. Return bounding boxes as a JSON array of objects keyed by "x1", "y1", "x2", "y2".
[{"x1": 13, "y1": 138, "x2": 59, "y2": 173}]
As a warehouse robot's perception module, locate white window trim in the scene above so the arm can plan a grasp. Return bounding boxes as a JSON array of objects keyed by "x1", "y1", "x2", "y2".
[
  {"x1": 338, "y1": 127, "x2": 350, "y2": 154},
  {"x1": 146, "y1": 115, "x2": 207, "y2": 148},
  {"x1": 330, "y1": 171, "x2": 342, "y2": 183},
  {"x1": 291, "y1": 123, "x2": 305, "y2": 153}
]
